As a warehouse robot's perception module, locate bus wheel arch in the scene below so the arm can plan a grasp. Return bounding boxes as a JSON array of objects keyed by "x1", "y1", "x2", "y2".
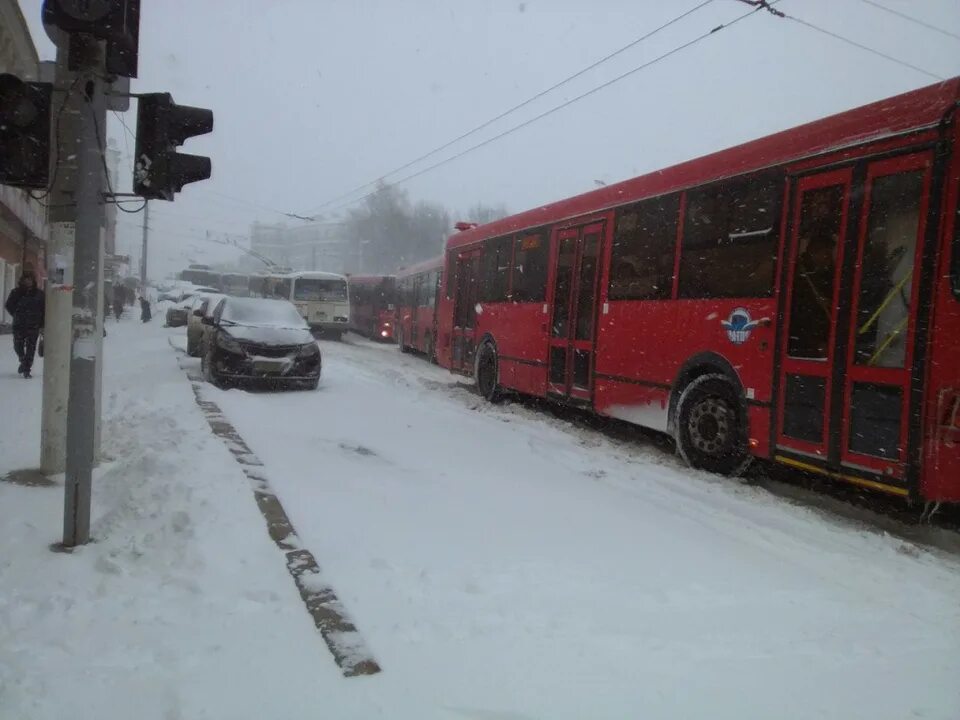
[
  {"x1": 669, "y1": 354, "x2": 750, "y2": 476},
  {"x1": 474, "y1": 334, "x2": 502, "y2": 403}
]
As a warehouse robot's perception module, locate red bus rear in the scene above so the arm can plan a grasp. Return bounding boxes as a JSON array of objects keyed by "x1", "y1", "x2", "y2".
[
  {"x1": 396, "y1": 257, "x2": 443, "y2": 360},
  {"x1": 436, "y1": 77, "x2": 960, "y2": 506},
  {"x1": 348, "y1": 275, "x2": 396, "y2": 341}
]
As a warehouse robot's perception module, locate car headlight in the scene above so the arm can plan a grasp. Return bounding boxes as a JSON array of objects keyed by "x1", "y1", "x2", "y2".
[
  {"x1": 217, "y1": 332, "x2": 244, "y2": 355},
  {"x1": 298, "y1": 342, "x2": 320, "y2": 357}
]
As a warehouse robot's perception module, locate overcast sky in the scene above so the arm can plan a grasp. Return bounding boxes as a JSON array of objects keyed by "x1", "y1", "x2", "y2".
[{"x1": 19, "y1": 0, "x2": 960, "y2": 279}]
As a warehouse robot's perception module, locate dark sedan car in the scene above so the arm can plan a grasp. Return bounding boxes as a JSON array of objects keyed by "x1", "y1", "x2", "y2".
[{"x1": 201, "y1": 297, "x2": 321, "y2": 390}]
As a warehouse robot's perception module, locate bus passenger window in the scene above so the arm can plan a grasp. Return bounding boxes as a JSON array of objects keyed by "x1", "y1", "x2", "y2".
[
  {"x1": 512, "y1": 231, "x2": 548, "y2": 302},
  {"x1": 480, "y1": 236, "x2": 513, "y2": 302},
  {"x1": 608, "y1": 194, "x2": 679, "y2": 300},
  {"x1": 679, "y1": 173, "x2": 782, "y2": 299},
  {"x1": 854, "y1": 170, "x2": 924, "y2": 368}
]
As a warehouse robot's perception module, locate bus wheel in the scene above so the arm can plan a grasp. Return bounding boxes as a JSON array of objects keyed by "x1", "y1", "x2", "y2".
[
  {"x1": 675, "y1": 374, "x2": 747, "y2": 476},
  {"x1": 475, "y1": 342, "x2": 501, "y2": 403}
]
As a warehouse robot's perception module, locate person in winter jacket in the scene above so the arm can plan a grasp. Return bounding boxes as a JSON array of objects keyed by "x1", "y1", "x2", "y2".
[
  {"x1": 4, "y1": 270, "x2": 45, "y2": 378},
  {"x1": 139, "y1": 295, "x2": 152, "y2": 322}
]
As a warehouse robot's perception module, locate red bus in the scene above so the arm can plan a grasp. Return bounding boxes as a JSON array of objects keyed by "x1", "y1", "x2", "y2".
[
  {"x1": 435, "y1": 78, "x2": 960, "y2": 506},
  {"x1": 348, "y1": 275, "x2": 396, "y2": 341},
  {"x1": 396, "y1": 257, "x2": 443, "y2": 360}
]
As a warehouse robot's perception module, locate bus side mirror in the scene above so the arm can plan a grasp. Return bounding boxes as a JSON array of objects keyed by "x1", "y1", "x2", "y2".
[{"x1": 201, "y1": 316, "x2": 214, "y2": 326}]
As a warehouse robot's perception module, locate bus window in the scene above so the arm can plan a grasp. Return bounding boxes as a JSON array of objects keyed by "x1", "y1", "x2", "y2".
[
  {"x1": 609, "y1": 195, "x2": 679, "y2": 301},
  {"x1": 787, "y1": 185, "x2": 845, "y2": 360},
  {"x1": 854, "y1": 169, "x2": 924, "y2": 368},
  {"x1": 679, "y1": 173, "x2": 782, "y2": 299},
  {"x1": 512, "y1": 231, "x2": 548, "y2": 302},
  {"x1": 480, "y1": 236, "x2": 513, "y2": 302},
  {"x1": 294, "y1": 278, "x2": 347, "y2": 302}
]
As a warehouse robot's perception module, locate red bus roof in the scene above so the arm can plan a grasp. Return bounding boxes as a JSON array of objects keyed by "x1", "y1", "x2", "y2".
[
  {"x1": 447, "y1": 77, "x2": 960, "y2": 251},
  {"x1": 397, "y1": 256, "x2": 443, "y2": 278}
]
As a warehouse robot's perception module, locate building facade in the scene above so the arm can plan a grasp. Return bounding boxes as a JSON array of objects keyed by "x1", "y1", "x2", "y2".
[
  {"x1": 0, "y1": 0, "x2": 47, "y2": 328},
  {"x1": 249, "y1": 221, "x2": 348, "y2": 273}
]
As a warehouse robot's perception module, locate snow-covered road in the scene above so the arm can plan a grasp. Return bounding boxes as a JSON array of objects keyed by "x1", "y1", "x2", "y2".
[
  {"x1": 204, "y1": 333, "x2": 960, "y2": 719},
  {"x1": 2, "y1": 317, "x2": 959, "y2": 720}
]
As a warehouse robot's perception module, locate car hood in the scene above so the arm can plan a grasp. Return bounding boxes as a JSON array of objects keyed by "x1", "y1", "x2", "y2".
[{"x1": 222, "y1": 323, "x2": 314, "y2": 346}]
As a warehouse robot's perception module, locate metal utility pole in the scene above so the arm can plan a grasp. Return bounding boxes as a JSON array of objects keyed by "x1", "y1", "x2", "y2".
[
  {"x1": 62, "y1": 41, "x2": 107, "y2": 548},
  {"x1": 140, "y1": 199, "x2": 149, "y2": 285}
]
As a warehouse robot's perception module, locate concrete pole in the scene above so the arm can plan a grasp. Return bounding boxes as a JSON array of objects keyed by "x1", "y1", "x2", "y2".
[
  {"x1": 41, "y1": 42, "x2": 82, "y2": 476},
  {"x1": 62, "y1": 59, "x2": 106, "y2": 547}
]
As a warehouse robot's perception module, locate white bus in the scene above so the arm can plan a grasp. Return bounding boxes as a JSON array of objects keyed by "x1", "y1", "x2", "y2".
[{"x1": 285, "y1": 271, "x2": 350, "y2": 339}]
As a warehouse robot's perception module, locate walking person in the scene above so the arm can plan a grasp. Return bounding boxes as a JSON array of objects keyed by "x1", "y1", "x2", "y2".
[
  {"x1": 4, "y1": 269, "x2": 45, "y2": 378},
  {"x1": 113, "y1": 290, "x2": 124, "y2": 320},
  {"x1": 139, "y1": 295, "x2": 152, "y2": 323}
]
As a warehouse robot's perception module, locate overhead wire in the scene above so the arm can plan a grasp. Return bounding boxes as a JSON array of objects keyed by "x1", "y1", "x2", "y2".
[
  {"x1": 858, "y1": 0, "x2": 960, "y2": 42},
  {"x1": 304, "y1": 0, "x2": 719, "y2": 217},
  {"x1": 321, "y1": 0, "x2": 779, "y2": 217},
  {"x1": 776, "y1": 10, "x2": 945, "y2": 80}
]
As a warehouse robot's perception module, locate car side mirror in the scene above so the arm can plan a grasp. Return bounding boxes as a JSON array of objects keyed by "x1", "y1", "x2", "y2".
[{"x1": 201, "y1": 316, "x2": 214, "y2": 326}]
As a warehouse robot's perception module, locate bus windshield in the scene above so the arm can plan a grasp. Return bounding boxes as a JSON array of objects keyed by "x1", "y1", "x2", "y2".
[{"x1": 294, "y1": 278, "x2": 348, "y2": 302}]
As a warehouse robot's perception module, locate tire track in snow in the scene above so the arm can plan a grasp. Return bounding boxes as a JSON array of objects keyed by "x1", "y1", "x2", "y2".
[{"x1": 175, "y1": 349, "x2": 381, "y2": 678}]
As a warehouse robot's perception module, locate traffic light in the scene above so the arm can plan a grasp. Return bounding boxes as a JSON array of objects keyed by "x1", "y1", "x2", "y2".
[
  {"x1": 0, "y1": 74, "x2": 53, "y2": 189},
  {"x1": 134, "y1": 93, "x2": 213, "y2": 201},
  {"x1": 41, "y1": 0, "x2": 140, "y2": 78}
]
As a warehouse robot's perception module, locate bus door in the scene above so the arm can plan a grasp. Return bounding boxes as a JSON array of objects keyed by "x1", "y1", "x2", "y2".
[
  {"x1": 778, "y1": 153, "x2": 933, "y2": 484},
  {"x1": 451, "y1": 249, "x2": 481, "y2": 373},
  {"x1": 411, "y1": 274, "x2": 423, "y2": 347},
  {"x1": 547, "y1": 222, "x2": 604, "y2": 402}
]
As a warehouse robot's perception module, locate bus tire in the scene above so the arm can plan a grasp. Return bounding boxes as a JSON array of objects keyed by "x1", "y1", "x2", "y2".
[
  {"x1": 475, "y1": 341, "x2": 502, "y2": 403},
  {"x1": 328, "y1": 330, "x2": 343, "y2": 342},
  {"x1": 675, "y1": 373, "x2": 747, "y2": 476}
]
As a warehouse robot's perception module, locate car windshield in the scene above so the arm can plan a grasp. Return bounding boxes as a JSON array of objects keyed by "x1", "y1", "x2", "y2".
[
  {"x1": 293, "y1": 278, "x2": 347, "y2": 302},
  {"x1": 220, "y1": 298, "x2": 306, "y2": 328}
]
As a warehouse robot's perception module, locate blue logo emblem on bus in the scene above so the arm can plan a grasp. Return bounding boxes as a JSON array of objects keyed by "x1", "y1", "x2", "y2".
[{"x1": 722, "y1": 308, "x2": 759, "y2": 345}]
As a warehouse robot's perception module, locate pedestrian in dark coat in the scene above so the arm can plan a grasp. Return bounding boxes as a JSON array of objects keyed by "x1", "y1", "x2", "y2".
[
  {"x1": 139, "y1": 295, "x2": 152, "y2": 322},
  {"x1": 4, "y1": 270, "x2": 45, "y2": 378}
]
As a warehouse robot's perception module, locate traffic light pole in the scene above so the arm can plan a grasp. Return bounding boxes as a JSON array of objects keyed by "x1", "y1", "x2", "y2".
[
  {"x1": 62, "y1": 61, "x2": 106, "y2": 548},
  {"x1": 140, "y1": 200, "x2": 149, "y2": 285}
]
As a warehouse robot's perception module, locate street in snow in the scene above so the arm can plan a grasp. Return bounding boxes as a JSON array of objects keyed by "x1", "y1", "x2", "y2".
[{"x1": 2, "y1": 315, "x2": 958, "y2": 720}]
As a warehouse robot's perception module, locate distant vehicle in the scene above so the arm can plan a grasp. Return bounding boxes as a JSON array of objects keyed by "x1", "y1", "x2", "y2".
[
  {"x1": 248, "y1": 272, "x2": 291, "y2": 300},
  {"x1": 165, "y1": 297, "x2": 194, "y2": 328},
  {"x1": 436, "y1": 78, "x2": 960, "y2": 506},
  {"x1": 200, "y1": 297, "x2": 321, "y2": 390},
  {"x1": 348, "y1": 275, "x2": 396, "y2": 341},
  {"x1": 187, "y1": 293, "x2": 226, "y2": 357},
  {"x1": 219, "y1": 272, "x2": 250, "y2": 297},
  {"x1": 396, "y1": 258, "x2": 441, "y2": 360},
  {"x1": 285, "y1": 271, "x2": 350, "y2": 339},
  {"x1": 164, "y1": 286, "x2": 219, "y2": 326},
  {"x1": 178, "y1": 267, "x2": 220, "y2": 288}
]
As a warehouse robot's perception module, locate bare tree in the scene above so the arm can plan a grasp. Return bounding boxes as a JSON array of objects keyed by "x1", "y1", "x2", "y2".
[{"x1": 464, "y1": 202, "x2": 509, "y2": 225}]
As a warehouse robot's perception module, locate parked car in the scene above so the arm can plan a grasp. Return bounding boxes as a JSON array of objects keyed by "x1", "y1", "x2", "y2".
[
  {"x1": 164, "y1": 286, "x2": 219, "y2": 327},
  {"x1": 201, "y1": 297, "x2": 322, "y2": 390},
  {"x1": 187, "y1": 293, "x2": 225, "y2": 357},
  {"x1": 165, "y1": 297, "x2": 195, "y2": 327}
]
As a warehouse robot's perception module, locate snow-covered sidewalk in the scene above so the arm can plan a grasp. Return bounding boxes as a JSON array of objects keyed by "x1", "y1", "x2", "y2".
[{"x1": 0, "y1": 318, "x2": 378, "y2": 719}]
